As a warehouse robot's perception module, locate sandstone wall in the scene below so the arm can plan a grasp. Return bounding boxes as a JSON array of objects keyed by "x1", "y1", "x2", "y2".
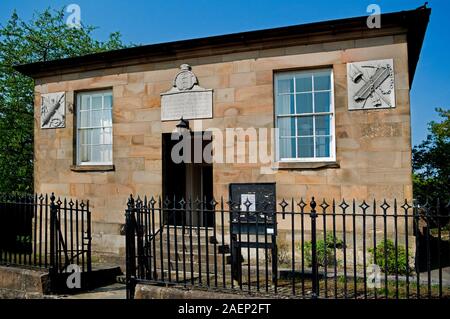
[{"x1": 34, "y1": 35, "x2": 412, "y2": 254}]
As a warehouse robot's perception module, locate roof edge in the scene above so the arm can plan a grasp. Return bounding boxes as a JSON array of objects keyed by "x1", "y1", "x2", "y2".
[{"x1": 14, "y1": 7, "x2": 431, "y2": 83}]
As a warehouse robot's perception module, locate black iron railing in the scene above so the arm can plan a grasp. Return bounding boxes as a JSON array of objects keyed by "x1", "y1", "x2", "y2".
[
  {"x1": 0, "y1": 193, "x2": 92, "y2": 275},
  {"x1": 125, "y1": 195, "x2": 450, "y2": 299}
]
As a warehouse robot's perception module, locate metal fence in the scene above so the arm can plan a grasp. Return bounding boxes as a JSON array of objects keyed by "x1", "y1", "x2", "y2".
[
  {"x1": 0, "y1": 193, "x2": 92, "y2": 275},
  {"x1": 125, "y1": 195, "x2": 450, "y2": 299}
]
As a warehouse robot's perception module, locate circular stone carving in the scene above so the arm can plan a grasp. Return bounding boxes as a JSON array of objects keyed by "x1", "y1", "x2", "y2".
[{"x1": 174, "y1": 64, "x2": 197, "y2": 91}]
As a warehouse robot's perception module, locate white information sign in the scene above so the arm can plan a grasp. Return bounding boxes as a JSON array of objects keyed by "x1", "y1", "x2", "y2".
[
  {"x1": 161, "y1": 90, "x2": 212, "y2": 121},
  {"x1": 240, "y1": 194, "x2": 256, "y2": 212}
]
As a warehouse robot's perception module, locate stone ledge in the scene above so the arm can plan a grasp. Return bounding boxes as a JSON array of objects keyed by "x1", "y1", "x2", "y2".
[
  {"x1": 274, "y1": 161, "x2": 340, "y2": 170},
  {"x1": 70, "y1": 165, "x2": 115, "y2": 172},
  {"x1": 0, "y1": 265, "x2": 50, "y2": 297},
  {"x1": 0, "y1": 288, "x2": 59, "y2": 299}
]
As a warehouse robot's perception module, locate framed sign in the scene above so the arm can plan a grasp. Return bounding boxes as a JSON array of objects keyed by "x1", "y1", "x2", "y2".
[{"x1": 161, "y1": 64, "x2": 213, "y2": 121}]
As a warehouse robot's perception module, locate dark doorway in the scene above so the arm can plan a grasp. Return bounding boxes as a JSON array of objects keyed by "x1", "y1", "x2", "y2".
[{"x1": 162, "y1": 132, "x2": 214, "y2": 227}]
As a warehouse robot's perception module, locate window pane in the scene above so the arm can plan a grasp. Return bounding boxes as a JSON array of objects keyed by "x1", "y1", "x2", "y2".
[
  {"x1": 104, "y1": 94, "x2": 113, "y2": 109},
  {"x1": 315, "y1": 136, "x2": 330, "y2": 157},
  {"x1": 279, "y1": 138, "x2": 296, "y2": 159},
  {"x1": 297, "y1": 137, "x2": 314, "y2": 158},
  {"x1": 91, "y1": 95, "x2": 102, "y2": 110},
  {"x1": 295, "y1": 74, "x2": 312, "y2": 92},
  {"x1": 79, "y1": 145, "x2": 90, "y2": 162},
  {"x1": 296, "y1": 93, "x2": 313, "y2": 114},
  {"x1": 91, "y1": 145, "x2": 112, "y2": 163},
  {"x1": 90, "y1": 128, "x2": 102, "y2": 145},
  {"x1": 278, "y1": 117, "x2": 295, "y2": 137},
  {"x1": 276, "y1": 70, "x2": 333, "y2": 161},
  {"x1": 315, "y1": 115, "x2": 330, "y2": 135},
  {"x1": 102, "y1": 145, "x2": 112, "y2": 162},
  {"x1": 90, "y1": 145, "x2": 101, "y2": 162},
  {"x1": 80, "y1": 95, "x2": 90, "y2": 111},
  {"x1": 102, "y1": 128, "x2": 113, "y2": 145},
  {"x1": 314, "y1": 72, "x2": 331, "y2": 90},
  {"x1": 297, "y1": 116, "x2": 313, "y2": 136},
  {"x1": 276, "y1": 94, "x2": 294, "y2": 115},
  {"x1": 79, "y1": 129, "x2": 91, "y2": 145},
  {"x1": 77, "y1": 91, "x2": 113, "y2": 164},
  {"x1": 91, "y1": 109, "x2": 103, "y2": 127},
  {"x1": 103, "y1": 109, "x2": 112, "y2": 126},
  {"x1": 314, "y1": 92, "x2": 331, "y2": 112},
  {"x1": 278, "y1": 78, "x2": 294, "y2": 94},
  {"x1": 79, "y1": 111, "x2": 90, "y2": 127}
]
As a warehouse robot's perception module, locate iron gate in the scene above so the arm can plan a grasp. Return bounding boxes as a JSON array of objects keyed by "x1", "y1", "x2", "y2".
[{"x1": 0, "y1": 193, "x2": 92, "y2": 279}]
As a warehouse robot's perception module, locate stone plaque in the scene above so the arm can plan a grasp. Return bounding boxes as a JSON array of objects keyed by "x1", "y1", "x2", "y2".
[
  {"x1": 161, "y1": 64, "x2": 213, "y2": 121},
  {"x1": 347, "y1": 59, "x2": 395, "y2": 110},
  {"x1": 40, "y1": 92, "x2": 66, "y2": 129}
]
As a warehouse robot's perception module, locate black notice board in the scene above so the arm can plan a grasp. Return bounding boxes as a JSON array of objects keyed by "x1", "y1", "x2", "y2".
[{"x1": 228, "y1": 183, "x2": 277, "y2": 235}]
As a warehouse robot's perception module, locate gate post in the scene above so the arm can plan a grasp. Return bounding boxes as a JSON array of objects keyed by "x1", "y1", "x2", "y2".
[
  {"x1": 125, "y1": 196, "x2": 137, "y2": 299},
  {"x1": 310, "y1": 197, "x2": 319, "y2": 298},
  {"x1": 86, "y1": 200, "x2": 92, "y2": 273},
  {"x1": 49, "y1": 193, "x2": 58, "y2": 290}
]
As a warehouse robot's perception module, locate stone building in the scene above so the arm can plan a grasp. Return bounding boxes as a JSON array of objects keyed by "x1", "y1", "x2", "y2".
[{"x1": 15, "y1": 7, "x2": 430, "y2": 257}]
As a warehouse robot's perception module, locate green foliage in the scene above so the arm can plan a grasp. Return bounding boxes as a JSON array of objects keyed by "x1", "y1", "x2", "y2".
[
  {"x1": 368, "y1": 240, "x2": 409, "y2": 276},
  {"x1": 412, "y1": 108, "x2": 450, "y2": 202},
  {"x1": 303, "y1": 232, "x2": 344, "y2": 267},
  {"x1": 0, "y1": 8, "x2": 128, "y2": 193},
  {"x1": 15, "y1": 235, "x2": 32, "y2": 252}
]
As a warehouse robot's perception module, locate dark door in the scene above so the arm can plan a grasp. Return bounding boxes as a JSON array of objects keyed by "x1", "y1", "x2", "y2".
[{"x1": 162, "y1": 132, "x2": 213, "y2": 227}]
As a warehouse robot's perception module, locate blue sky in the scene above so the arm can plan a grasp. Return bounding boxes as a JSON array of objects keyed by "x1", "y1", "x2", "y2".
[{"x1": 1, "y1": 0, "x2": 448, "y2": 146}]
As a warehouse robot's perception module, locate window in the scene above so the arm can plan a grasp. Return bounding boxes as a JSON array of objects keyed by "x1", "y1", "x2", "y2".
[
  {"x1": 275, "y1": 69, "x2": 335, "y2": 162},
  {"x1": 76, "y1": 90, "x2": 113, "y2": 165}
]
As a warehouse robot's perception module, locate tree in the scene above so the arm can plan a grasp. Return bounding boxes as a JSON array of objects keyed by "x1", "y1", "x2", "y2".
[
  {"x1": 0, "y1": 8, "x2": 128, "y2": 193},
  {"x1": 412, "y1": 108, "x2": 450, "y2": 203}
]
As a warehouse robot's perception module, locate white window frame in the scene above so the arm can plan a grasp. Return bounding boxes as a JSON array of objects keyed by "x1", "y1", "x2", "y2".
[
  {"x1": 274, "y1": 69, "x2": 336, "y2": 163},
  {"x1": 76, "y1": 90, "x2": 113, "y2": 166}
]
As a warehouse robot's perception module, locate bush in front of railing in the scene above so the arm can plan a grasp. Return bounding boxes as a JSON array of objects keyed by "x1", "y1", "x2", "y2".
[
  {"x1": 368, "y1": 240, "x2": 410, "y2": 275},
  {"x1": 303, "y1": 232, "x2": 344, "y2": 267}
]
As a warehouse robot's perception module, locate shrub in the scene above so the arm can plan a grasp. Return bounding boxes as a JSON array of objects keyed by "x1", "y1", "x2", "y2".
[
  {"x1": 277, "y1": 238, "x2": 291, "y2": 266},
  {"x1": 368, "y1": 240, "x2": 409, "y2": 275},
  {"x1": 302, "y1": 232, "x2": 343, "y2": 267}
]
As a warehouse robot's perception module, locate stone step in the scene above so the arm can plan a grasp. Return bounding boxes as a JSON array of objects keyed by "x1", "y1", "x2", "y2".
[
  {"x1": 153, "y1": 233, "x2": 221, "y2": 244},
  {"x1": 151, "y1": 249, "x2": 228, "y2": 264},
  {"x1": 146, "y1": 226, "x2": 219, "y2": 236},
  {"x1": 154, "y1": 266, "x2": 274, "y2": 282},
  {"x1": 148, "y1": 260, "x2": 273, "y2": 277},
  {"x1": 149, "y1": 239, "x2": 228, "y2": 251}
]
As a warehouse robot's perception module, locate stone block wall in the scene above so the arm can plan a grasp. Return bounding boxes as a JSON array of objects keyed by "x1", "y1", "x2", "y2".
[{"x1": 34, "y1": 35, "x2": 412, "y2": 254}]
